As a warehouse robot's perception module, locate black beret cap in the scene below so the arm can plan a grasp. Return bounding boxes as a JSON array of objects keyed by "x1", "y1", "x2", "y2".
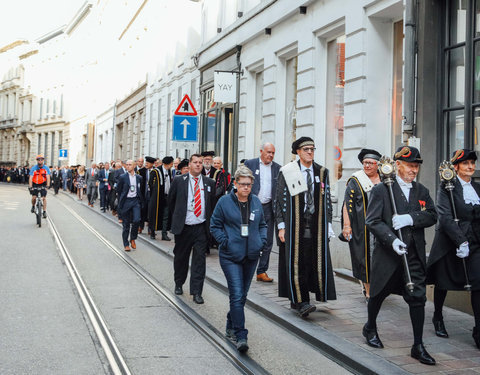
[
  {"x1": 393, "y1": 146, "x2": 423, "y2": 164},
  {"x1": 145, "y1": 156, "x2": 156, "y2": 164},
  {"x1": 162, "y1": 156, "x2": 174, "y2": 164},
  {"x1": 177, "y1": 159, "x2": 189, "y2": 170},
  {"x1": 291, "y1": 137, "x2": 315, "y2": 154},
  {"x1": 358, "y1": 148, "x2": 381, "y2": 163},
  {"x1": 201, "y1": 151, "x2": 215, "y2": 157},
  {"x1": 451, "y1": 149, "x2": 478, "y2": 164}
]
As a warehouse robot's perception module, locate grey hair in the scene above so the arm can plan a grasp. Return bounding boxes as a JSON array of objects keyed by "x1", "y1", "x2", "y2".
[
  {"x1": 234, "y1": 165, "x2": 255, "y2": 181},
  {"x1": 260, "y1": 142, "x2": 274, "y2": 151}
]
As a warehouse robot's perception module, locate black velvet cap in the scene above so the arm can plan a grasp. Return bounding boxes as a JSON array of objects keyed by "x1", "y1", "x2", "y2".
[
  {"x1": 177, "y1": 159, "x2": 189, "y2": 170},
  {"x1": 145, "y1": 156, "x2": 156, "y2": 164},
  {"x1": 393, "y1": 146, "x2": 423, "y2": 164},
  {"x1": 162, "y1": 156, "x2": 174, "y2": 164},
  {"x1": 201, "y1": 151, "x2": 215, "y2": 157},
  {"x1": 451, "y1": 149, "x2": 478, "y2": 165},
  {"x1": 358, "y1": 148, "x2": 381, "y2": 163},
  {"x1": 291, "y1": 137, "x2": 315, "y2": 154}
]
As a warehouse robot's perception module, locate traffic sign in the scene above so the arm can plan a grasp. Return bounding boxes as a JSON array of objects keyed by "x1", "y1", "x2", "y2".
[
  {"x1": 59, "y1": 149, "x2": 68, "y2": 160},
  {"x1": 173, "y1": 115, "x2": 198, "y2": 142},
  {"x1": 174, "y1": 94, "x2": 197, "y2": 116}
]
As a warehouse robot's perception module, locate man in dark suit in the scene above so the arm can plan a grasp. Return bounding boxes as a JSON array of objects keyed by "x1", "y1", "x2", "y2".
[
  {"x1": 52, "y1": 166, "x2": 61, "y2": 194},
  {"x1": 168, "y1": 153, "x2": 216, "y2": 304},
  {"x1": 86, "y1": 163, "x2": 99, "y2": 207},
  {"x1": 159, "y1": 156, "x2": 174, "y2": 240},
  {"x1": 138, "y1": 156, "x2": 156, "y2": 234},
  {"x1": 201, "y1": 151, "x2": 216, "y2": 178},
  {"x1": 117, "y1": 160, "x2": 145, "y2": 251},
  {"x1": 97, "y1": 162, "x2": 113, "y2": 212},
  {"x1": 363, "y1": 146, "x2": 437, "y2": 365},
  {"x1": 244, "y1": 142, "x2": 281, "y2": 282},
  {"x1": 113, "y1": 160, "x2": 127, "y2": 221}
]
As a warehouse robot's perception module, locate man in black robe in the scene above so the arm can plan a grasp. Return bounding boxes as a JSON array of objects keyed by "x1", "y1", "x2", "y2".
[
  {"x1": 148, "y1": 161, "x2": 167, "y2": 240},
  {"x1": 159, "y1": 156, "x2": 174, "y2": 240},
  {"x1": 363, "y1": 146, "x2": 437, "y2": 366},
  {"x1": 275, "y1": 137, "x2": 336, "y2": 318},
  {"x1": 201, "y1": 151, "x2": 216, "y2": 178}
]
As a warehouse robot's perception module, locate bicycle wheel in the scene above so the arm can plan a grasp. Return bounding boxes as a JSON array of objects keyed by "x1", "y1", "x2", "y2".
[{"x1": 36, "y1": 202, "x2": 42, "y2": 227}]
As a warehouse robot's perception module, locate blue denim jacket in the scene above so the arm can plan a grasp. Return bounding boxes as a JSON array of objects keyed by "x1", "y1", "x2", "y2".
[{"x1": 210, "y1": 191, "x2": 267, "y2": 263}]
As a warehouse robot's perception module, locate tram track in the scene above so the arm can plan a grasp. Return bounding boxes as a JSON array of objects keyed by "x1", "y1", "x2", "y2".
[{"x1": 49, "y1": 196, "x2": 270, "y2": 375}]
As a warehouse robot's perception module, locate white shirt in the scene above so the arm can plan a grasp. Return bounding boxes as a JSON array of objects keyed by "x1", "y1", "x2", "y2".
[
  {"x1": 396, "y1": 175, "x2": 412, "y2": 202},
  {"x1": 257, "y1": 158, "x2": 272, "y2": 204},
  {"x1": 300, "y1": 162, "x2": 315, "y2": 212},
  {"x1": 127, "y1": 173, "x2": 137, "y2": 198},
  {"x1": 458, "y1": 176, "x2": 480, "y2": 205},
  {"x1": 185, "y1": 173, "x2": 206, "y2": 225},
  {"x1": 162, "y1": 166, "x2": 171, "y2": 195}
]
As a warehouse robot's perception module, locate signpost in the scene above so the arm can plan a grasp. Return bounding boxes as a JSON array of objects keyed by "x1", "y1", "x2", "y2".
[
  {"x1": 172, "y1": 94, "x2": 198, "y2": 142},
  {"x1": 59, "y1": 149, "x2": 68, "y2": 160}
]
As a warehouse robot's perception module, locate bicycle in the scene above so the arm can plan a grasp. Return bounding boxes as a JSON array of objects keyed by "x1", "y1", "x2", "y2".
[{"x1": 31, "y1": 187, "x2": 46, "y2": 227}]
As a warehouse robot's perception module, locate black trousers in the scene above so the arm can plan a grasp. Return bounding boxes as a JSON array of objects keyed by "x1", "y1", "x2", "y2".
[
  {"x1": 99, "y1": 187, "x2": 110, "y2": 209},
  {"x1": 298, "y1": 236, "x2": 315, "y2": 304},
  {"x1": 173, "y1": 223, "x2": 207, "y2": 295},
  {"x1": 162, "y1": 194, "x2": 169, "y2": 235},
  {"x1": 121, "y1": 197, "x2": 141, "y2": 246}
]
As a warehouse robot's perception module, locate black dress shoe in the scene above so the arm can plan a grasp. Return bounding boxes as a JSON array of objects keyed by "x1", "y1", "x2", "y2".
[
  {"x1": 150, "y1": 233, "x2": 156, "y2": 240},
  {"x1": 411, "y1": 343, "x2": 436, "y2": 365},
  {"x1": 473, "y1": 327, "x2": 480, "y2": 349},
  {"x1": 432, "y1": 318, "x2": 449, "y2": 338},
  {"x1": 161, "y1": 234, "x2": 171, "y2": 241},
  {"x1": 298, "y1": 303, "x2": 316, "y2": 318},
  {"x1": 174, "y1": 286, "x2": 183, "y2": 295},
  {"x1": 236, "y1": 338, "x2": 249, "y2": 353},
  {"x1": 362, "y1": 324, "x2": 384, "y2": 348},
  {"x1": 193, "y1": 294, "x2": 204, "y2": 304}
]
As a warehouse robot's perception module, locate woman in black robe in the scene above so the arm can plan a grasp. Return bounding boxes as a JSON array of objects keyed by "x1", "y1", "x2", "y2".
[
  {"x1": 341, "y1": 149, "x2": 381, "y2": 301},
  {"x1": 427, "y1": 149, "x2": 480, "y2": 349}
]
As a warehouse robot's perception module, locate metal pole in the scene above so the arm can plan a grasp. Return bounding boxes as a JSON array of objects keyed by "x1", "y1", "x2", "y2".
[
  {"x1": 232, "y1": 45, "x2": 242, "y2": 172},
  {"x1": 404, "y1": 0, "x2": 416, "y2": 136},
  {"x1": 385, "y1": 177, "x2": 415, "y2": 292}
]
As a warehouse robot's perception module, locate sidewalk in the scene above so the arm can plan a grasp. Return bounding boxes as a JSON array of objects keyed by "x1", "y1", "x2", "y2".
[{"x1": 60, "y1": 190, "x2": 480, "y2": 374}]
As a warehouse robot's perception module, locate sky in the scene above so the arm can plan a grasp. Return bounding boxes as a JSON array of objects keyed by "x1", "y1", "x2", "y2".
[{"x1": 0, "y1": 0, "x2": 86, "y2": 47}]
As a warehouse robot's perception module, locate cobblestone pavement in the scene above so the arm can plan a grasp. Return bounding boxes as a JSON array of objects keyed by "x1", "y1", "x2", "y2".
[{"x1": 63, "y1": 189, "x2": 480, "y2": 374}]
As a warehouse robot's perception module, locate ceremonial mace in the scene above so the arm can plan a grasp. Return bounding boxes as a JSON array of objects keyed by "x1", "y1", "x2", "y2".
[
  {"x1": 438, "y1": 161, "x2": 472, "y2": 291},
  {"x1": 378, "y1": 156, "x2": 415, "y2": 292}
]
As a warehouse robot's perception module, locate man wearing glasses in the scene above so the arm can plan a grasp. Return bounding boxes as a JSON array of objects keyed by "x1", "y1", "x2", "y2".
[
  {"x1": 29, "y1": 154, "x2": 51, "y2": 218},
  {"x1": 275, "y1": 137, "x2": 336, "y2": 317}
]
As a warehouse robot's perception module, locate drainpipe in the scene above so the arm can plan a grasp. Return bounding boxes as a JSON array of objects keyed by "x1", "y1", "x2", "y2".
[
  {"x1": 232, "y1": 45, "x2": 242, "y2": 170},
  {"x1": 403, "y1": 0, "x2": 417, "y2": 140}
]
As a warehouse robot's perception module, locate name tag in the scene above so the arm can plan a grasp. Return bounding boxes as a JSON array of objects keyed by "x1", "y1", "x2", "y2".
[
  {"x1": 241, "y1": 224, "x2": 249, "y2": 237},
  {"x1": 315, "y1": 176, "x2": 320, "y2": 183},
  {"x1": 129, "y1": 185, "x2": 136, "y2": 192},
  {"x1": 207, "y1": 186, "x2": 211, "y2": 192},
  {"x1": 255, "y1": 169, "x2": 259, "y2": 175},
  {"x1": 249, "y1": 212, "x2": 255, "y2": 221}
]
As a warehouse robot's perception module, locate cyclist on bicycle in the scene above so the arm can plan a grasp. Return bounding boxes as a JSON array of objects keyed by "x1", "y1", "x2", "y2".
[{"x1": 29, "y1": 154, "x2": 51, "y2": 218}]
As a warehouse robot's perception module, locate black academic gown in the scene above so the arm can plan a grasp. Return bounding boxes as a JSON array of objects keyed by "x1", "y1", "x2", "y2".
[
  {"x1": 365, "y1": 181, "x2": 437, "y2": 299},
  {"x1": 427, "y1": 178, "x2": 480, "y2": 290},
  {"x1": 342, "y1": 174, "x2": 374, "y2": 283},
  {"x1": 138, "y1": 167, "x2": 150, "y2": 225},
  {"x1": 202, "y1": 166, "x2": 217, "y2": 179},
  {"x1": 148, "y1": 167, "x2": 166, "y2": 231},
  {"x1": 275, "y1": 161, "x2": 336, "y2": 304}
]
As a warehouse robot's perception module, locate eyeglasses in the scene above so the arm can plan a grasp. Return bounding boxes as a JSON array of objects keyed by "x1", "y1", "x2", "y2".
[
  {"x1": 36, "y1": 158, "x2": 44, "y2": 161},
  {"x1": 237, "y1": 183, "x2": 253, "y2": 187},
  {"x1": 363, "y1": 161, "x2": 377, "y2": 167},
  {"x1": 302, "y1": 147, "x2": 316, "y2": 153}
]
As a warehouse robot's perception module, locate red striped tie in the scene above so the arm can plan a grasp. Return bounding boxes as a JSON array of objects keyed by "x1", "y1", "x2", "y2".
[{"x1": 194, "y1": 177, "x2": 201, "y2": 217}]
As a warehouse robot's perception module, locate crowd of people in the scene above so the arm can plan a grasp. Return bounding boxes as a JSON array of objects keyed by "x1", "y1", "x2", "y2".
[
  {"x1": 5, "y1": 136, "x2": 480, "y2": 361},
  {"x1": 0, "y1": 165, "x2": 30, "y2": 183}
]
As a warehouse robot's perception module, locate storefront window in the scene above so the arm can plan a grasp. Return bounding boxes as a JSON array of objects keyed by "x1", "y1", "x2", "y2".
[
  {"x1": 325, "y1": 35, "x2": 345, "y2": 199},
  {"x1": 449, "y1": 0, "x2": 467, "y2": 45}
]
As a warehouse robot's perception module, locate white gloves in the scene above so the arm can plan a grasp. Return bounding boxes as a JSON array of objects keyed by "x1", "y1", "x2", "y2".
[
  {"x1": 392, "y1": 238, "x2": 407, "y2": 256},
  {"x1": 328, "y1": 223, "x2": 335, "y2": 239},
  {"x1": 456, "y1": 242, "x2": 470, "y2": 258},
  {"x1": 392, "y1": 214, "x2": 413, "y2": 230}
]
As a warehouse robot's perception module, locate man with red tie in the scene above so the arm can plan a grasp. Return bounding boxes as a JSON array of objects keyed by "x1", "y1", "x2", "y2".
[{"x1": 168, "y1": 153, "x2": 216, "y2": 304}]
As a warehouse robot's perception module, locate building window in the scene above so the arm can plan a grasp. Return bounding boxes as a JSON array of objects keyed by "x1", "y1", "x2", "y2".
[
  {"x1": 254, "y1": 71, "x2": 264, "y2": 154},
  {"x1": 201, "y1": 87, "x2": 218, "y2": 153},
  {"x1": 39, "y1": 98, "x2": 43, "y2": 120},
  {"x1": 325, "y1": 35, "x2": 345, "y2": 199},
  {"x1": 157, "y1": 98, "x2": 162, "y2": 156},
  {"x1": 284, "y1": 56, "x2": 298, "y2": 165}
]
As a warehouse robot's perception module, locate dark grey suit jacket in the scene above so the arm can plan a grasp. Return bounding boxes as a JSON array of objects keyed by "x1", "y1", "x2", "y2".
[
  {"x1": 168, "y1": 173, "x2": 216, "y2": 235},
  {"x1": 244, "y1": 158, "x2": 281, "y2": 202}
]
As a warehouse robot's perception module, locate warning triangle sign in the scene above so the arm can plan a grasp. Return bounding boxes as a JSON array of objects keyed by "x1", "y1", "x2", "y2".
[{"x1": 174, "y1": 94, "x2": 197, "y2": 116}]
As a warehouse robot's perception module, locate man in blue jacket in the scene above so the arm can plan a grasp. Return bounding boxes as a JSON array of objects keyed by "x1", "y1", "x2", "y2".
[
  {"x1": 117, "y1": 160, "x2": 145, "y2": 251},
  {"x1": 244, "y1": 142, "x2": 281, "y2": 282}
]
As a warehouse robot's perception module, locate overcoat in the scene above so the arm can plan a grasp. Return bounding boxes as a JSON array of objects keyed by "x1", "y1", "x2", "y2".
[{"x1": 365, "y1": 181, "x2": 437, "y2": 297}]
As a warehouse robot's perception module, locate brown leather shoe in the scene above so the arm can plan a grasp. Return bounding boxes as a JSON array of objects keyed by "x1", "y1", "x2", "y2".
[
  {"x1": 124, "y1": 246, "x2": 131, "y2": 252},
  {"x1": 257, "y1": 273, "x2": 273, "y2": 282},
  {"x1": 118, "y1": 219, "x2": 123, "y2": 223},
  {"x1": 130, "y1": 240, "x2": 136, "y2": 249}
]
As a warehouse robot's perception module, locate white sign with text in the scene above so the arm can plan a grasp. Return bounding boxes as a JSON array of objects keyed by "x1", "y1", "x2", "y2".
[{"x1": 214, "y1": 71, "x2": 237, "y2": 103}]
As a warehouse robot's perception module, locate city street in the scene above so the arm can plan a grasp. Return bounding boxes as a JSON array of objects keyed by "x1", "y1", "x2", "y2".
[{"x1": 0, "y1": 183, "x2": 351, "y2": 375}]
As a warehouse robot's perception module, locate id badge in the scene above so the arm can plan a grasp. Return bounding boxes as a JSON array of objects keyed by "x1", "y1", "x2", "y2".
[
  {"x1": 241, "y1": 224, "x2": 249, "y2": 237},
  {"x1": 130, "y1": 185, "x2": 135, "y2": 192},
  {"x1": 188, "y1": 200, "x2": 195, "y2": 212}
]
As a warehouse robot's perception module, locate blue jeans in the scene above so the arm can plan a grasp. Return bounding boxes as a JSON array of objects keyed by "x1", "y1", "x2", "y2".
[{"x1": 220, "y1": 257, "x2": 259, "y2": 340}]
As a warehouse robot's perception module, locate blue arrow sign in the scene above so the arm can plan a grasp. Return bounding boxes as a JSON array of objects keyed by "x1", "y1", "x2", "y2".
[
  {"x1": 59, "y1": 149, "x2": 68, "y2": 158},
  {"x1": 173, "y1": 115, "x2": 198, "y2": 142}
]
